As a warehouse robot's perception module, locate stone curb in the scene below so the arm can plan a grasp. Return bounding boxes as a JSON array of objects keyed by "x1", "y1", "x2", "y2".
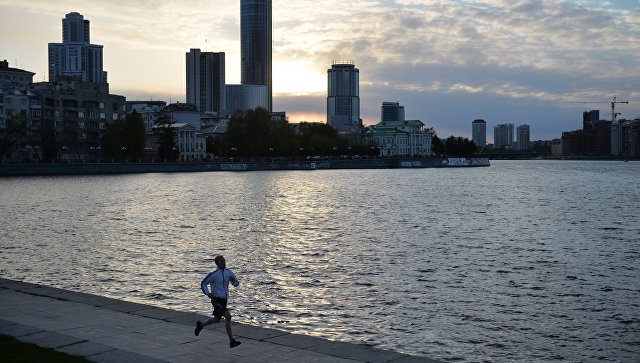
[{"x1": 0, "y1": 277, "x2": 440, "y2": 362}]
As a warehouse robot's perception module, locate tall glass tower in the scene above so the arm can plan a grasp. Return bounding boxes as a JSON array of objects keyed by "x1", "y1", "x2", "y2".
[
  {"x1": 241, "y1": 0, "x2": 272, "y2": 112},
  {"x1": 327, "y1": 61, "x2": 360, "y2": 132},
  {"x1": 48, "y1": 12, "x2": 106, "y2": 83}
]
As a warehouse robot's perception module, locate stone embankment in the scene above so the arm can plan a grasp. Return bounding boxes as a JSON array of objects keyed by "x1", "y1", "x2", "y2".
[
  {"x1": 0, "y1": 157, "x2": 489, "y2": 176},
  {"x1": 0, "y1": 278, "x2": 440, "y2": 362}
]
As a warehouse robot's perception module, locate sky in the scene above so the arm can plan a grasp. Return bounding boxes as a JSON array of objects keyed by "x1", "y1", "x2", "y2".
[{"x1": 1, "y1": 0, "x2": 639, "y2": 141}]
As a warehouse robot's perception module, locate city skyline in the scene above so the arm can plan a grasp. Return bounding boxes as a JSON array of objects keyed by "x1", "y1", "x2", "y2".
[{"x1": 1, "y1": 0, "x2": 638, "y2": 141}]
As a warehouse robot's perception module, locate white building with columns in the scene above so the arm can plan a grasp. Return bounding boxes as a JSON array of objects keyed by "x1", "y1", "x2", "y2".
[
  {"x1": 366, "y1": 102, "x2": 432, "y2": 157},
  {"x1": 173, "y1": 123, "x2": 206, "y2": 162}
]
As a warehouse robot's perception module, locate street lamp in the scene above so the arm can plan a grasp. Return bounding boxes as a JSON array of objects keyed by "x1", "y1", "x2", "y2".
[
  {"x1": 25, "y1": 145, "x2": 32, "y2": 163},
  {"x1": 121, "y1": 146, "x2": 128, "y2": 163},
  {"x1": 61, "y1": 146, "x2": 68, "y2": 163}
]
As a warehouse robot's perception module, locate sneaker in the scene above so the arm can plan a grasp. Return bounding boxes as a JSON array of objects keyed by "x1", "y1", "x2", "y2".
[
  {"x1": 230, "y1": 339, "x2": 241, "y2": 348},
  {"x1": 195, "y1": 321, "x2": 204, "y2": 336}
]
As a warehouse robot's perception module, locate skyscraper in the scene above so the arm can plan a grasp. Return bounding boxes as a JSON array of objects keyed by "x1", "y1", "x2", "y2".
[
  {"x1": 327, "y1": 61, "x2": 360, "y2": 132},
  {"x1": 494, "y1": 123, "x2": 514, "y2": 148},
  {"x1": 186, "y1": 49, "x2": 226, "y2": 115},
  {"x1": 48, "y1": 12, "x2": 106, "y2": 83},
  {"x1": 241, "y1": 0, "x2": 272, "y2": 111},
  {"x1": 381, "y1": 102, "x2": 405, "y2": 122},
  {"x1": 516, "y1": 124, "x2": 530, "y2": 150},
  {"x1": 472, "y1": 119, "x2": 487, "y2": 147}
]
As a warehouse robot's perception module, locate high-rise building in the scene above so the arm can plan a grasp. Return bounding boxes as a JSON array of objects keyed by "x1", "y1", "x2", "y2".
[
  {"x1": 225, "y1": 84, "x2": 268, "y2": 115},
  {"x1": 186, "y1": 49, "x2": 225, "y2": 115},
  {"x1": 516, "y1": 124, "x2": 530, "y2": 150},
  {"x1": 327, "y1": 61, "x2": 360, "y2": 132},
  {"x1": 48, "y1": 12, "x2": 106, "y2": 83},
  {"x1": 241, "y1": 0, "x2": 272, "y2": 112},
  {"x1": 381, "y1": 102, "x2": 405, "y2": 122},
  {"x1": 494, "y1": 123, "x2": 514, "y2": 148},
  {"x1": 583, "y1": 110, "x2": 600, "y2": 123},
  {"x1": 472, "y1": 119, "x2": 486, "y2": 147}
]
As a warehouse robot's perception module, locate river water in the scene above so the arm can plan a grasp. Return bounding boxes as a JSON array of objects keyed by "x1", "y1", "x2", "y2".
[{"x1": 0, "y1": 160, "x2": 638, "y2": 362}]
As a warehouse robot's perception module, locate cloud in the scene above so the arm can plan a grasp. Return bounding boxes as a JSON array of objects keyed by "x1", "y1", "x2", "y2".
[{"x1": 1, "y1": 0, "x2": 638, "y2": 139}]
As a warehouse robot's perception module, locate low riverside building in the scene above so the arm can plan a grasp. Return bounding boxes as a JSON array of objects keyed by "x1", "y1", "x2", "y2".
[
  {"x1": 152, "y1": 123, "x2": 206, "y2": 162},
  {"x1": 0, "y1": 61, "x2": 38, "y2": 163},
  {"x1": 30, "y1": 78, "x2": 126, "y2": 162},
  {"x1": 0, "y1": 60, "x2": 35, "y2": 91},
  {"x1": 3, "y1": 64, "x2": 127, "y2": 163},
  {"x1": 175, "y1": 123, "x2": 206, "y2": 162},
  {"x1": 366, "y1": 102, "x2": 432, "y2": 157},
  {"x1": 126, "y1": 101, "x2": 166, "y2": 132}
]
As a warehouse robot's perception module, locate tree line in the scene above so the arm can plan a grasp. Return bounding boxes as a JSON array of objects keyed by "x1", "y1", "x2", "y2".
[{"x1": 1, "y1": 107, "x2": 479, "y2": 162}]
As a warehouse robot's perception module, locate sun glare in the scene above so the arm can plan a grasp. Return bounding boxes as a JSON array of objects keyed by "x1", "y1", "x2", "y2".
[{"x1": 273, "y1": 59, "x2": 325, "y2": 95}]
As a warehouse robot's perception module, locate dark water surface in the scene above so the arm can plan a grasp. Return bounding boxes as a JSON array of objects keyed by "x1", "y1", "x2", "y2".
[{"x1": 1, "y1": 160, "x2": 638, "y2": 362}]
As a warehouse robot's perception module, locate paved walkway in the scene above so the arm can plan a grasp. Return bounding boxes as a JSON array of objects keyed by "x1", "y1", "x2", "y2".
[{"x1": 0, "y1": 278, "x2": 438, "y2": 362}]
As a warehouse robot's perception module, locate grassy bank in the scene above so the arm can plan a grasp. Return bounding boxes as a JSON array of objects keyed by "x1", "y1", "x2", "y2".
[{"x1": 0, "y1": 334, "x2": 91, "y2": 363}]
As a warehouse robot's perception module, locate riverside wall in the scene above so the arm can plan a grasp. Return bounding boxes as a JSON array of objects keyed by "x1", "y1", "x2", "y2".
[{"x1": 0, "y1": 157, "x2": 489, "y2": 176}]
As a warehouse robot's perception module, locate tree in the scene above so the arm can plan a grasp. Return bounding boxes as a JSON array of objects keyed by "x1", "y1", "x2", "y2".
[
  {"x1": 431, "y1": 135, "x2": 445, "y2": 156},
  {"x1": 40, "y1": 118, "x2": 58, "y2": 162},
  {"x1": 122, "y1": 111, "x2": 146, "y2": 160},
  {"x1": 101, "y1": 111, "x2": 146, "y2": 161},
  {"x1": 224, "y1": 107, "x2": 296, "y2": 157},
  {"x1": 155, "y1": 110, "x2": 179, "y2": 162},
  {"x1": 298, "y1": 122, "x2": 341, "y2": 155},
  {"x1": 445, "y1": 136, "x2": 477, "y2": 156},
  {"x1": 0, "y1": 115, "x2": 27, "y2": 162}
]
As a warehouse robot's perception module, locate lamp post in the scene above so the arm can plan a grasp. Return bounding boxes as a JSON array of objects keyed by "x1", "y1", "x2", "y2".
[
  {"x1": 61, "y1": 146, "x2": 68, "y2": 163},
  {"x1": 25, "y1": 145, "x2": 32, "y2": 163},
  {"x1": 121, "y1": 146, "x2": 127, "y2": 163},
  {"x1": 230, "y1": 147, "x2": 237, "y2": 162},
  {"x1": 33, "y1": 145, "x2": 40, "y2": 163},
  {"x1": 144, "y1": 146, "x2": 153, "y2": 162}
]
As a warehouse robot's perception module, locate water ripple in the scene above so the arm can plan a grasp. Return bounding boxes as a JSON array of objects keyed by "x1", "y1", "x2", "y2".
[{"x1": 1, "y1": 161, "x2": 639, "y2": 362}]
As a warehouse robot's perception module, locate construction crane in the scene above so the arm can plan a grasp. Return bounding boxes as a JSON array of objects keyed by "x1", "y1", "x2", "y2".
[{"x1": 573, "y1": 96, "x2": 629, "y2": 123}]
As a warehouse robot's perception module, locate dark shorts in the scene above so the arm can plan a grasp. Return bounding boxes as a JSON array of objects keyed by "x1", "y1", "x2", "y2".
[{"x1": 210, "y1": 297, "x2": 228, "y2": 319}]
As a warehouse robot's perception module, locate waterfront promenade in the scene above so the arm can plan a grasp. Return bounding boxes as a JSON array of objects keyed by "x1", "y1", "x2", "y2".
[{"x1": 0, "y1": 278, "x2": 438, "y2": 362}]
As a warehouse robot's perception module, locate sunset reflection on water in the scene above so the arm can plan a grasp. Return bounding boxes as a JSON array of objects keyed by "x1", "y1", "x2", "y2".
[{"x1": 1, "y1": 161, "x2": 639, "y2": 362}]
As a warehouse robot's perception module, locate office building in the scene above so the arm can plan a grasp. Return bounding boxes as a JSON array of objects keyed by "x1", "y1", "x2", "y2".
[
  {"x1": 472, "y1": 119, "x2": 486, "y2": 147},
  {"x1": 562, "y1": 119, "x2": 611, "y2": 157},
  {"x1": 48, "y1": 12, "x2": 106, "y2": 83},
  {"x1": 327, "y1": 61, "x2": 360, "y2": 133},
  {"x1": 381, "y1": 102, "x2": 405, "y2": 122},
  {"x1": 494, "y1": 123, "x2": 514, "y2": 148},
  {"x1": 516, "y1": 124, "x2": 530, "y2": 150},
  {"x1": 186, "y1": 49, "x2": 225, "y2": 115},
  {"x1": 241, "y1": 0, "x2": 272, "y2": 111},
  {"x1": 225, "y1": 84, "x2": 268, "y2": 115},
  {"x1": 583, "y1": 110, "x2": 599, "y2": 124}
]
